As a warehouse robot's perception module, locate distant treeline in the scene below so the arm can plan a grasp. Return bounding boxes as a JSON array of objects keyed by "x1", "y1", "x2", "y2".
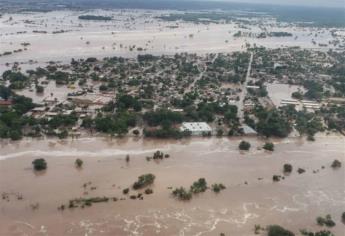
[{"x1": 78, "y1": 15, "x2": 112, "y2": 21}]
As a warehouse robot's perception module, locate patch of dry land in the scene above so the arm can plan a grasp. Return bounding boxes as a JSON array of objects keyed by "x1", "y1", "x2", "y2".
[{"x1": 1, "y1": 136, "x2": 344, "y2": 235}]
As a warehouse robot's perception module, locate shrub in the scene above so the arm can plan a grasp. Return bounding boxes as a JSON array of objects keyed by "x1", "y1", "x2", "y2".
[
  {"x1": 123, "y1": 188, "x2": 129, "y2": 194},
  {"x1": 273, "y1": 175, "x2": 281, "y2": 182},
  {"x1": 133, "y1": 129, "x2": 140, "y2": 135},
  {"x1": 300, "y1": 229, "x2": 334, "y2": 236},
  {"x1": 342, "y1": 212, "x2": 345, "y2": 222},
  {"x1": 133, "y1": 174, "x2": 155, "y2": 190},
  {"x1": 239, "y1": 141, "x2": 251, "y2": 151},
  {"x1": 145, "y1": 188, "x2": 153, "y2": 195},
  {"x1": 283, "y1": 164, "x2": 293, "y2": 173},
  {"x1": 75, "y1": 158, "x2": 83, "y2": 168},
  {"x1": 254, "y1": 225, "x2": 263, "y2": 234},
  {"x1": 36, "y1": 85, "x2": 44, "y2": 93},
  {"x1": 263, "y1": 142, "x2": 274, "y2": 151},
  {"x1": 153, "y1": 151, "x2": 164, "y2": 159},
  {"x1": 172, "y1": 187, "x2": 192, "y2": 200},
  {"x1": 297, "y1": 168, "x2": 306, "y2": 174},
  {"x1": 316, "y1": 215, "x2": 336, "y2": 227},
  {"x1": 267, "y1": 225, "x2": 295, "y2": 236},
  {"x1": 190, "y1": 178, "x2": 207, "y2": 194},
  {"x1": 32, "y1": 158, "x2": 47, "y2": 171},
  {"x1": 211, "y1": 183, "x2": 226, "y2": 193},
  {"x1": 331, "y1": 159, "x2": 341, "y2": 168}
]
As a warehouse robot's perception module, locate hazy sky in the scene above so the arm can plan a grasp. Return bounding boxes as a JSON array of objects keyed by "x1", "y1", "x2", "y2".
[{"x1": 212, "y1": 0, "x2": 345, "y2": 7}]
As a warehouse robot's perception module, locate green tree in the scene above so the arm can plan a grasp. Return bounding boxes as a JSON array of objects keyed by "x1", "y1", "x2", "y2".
[{"x1": 32, "y1": 158, "x2": 47, "y2": 171}]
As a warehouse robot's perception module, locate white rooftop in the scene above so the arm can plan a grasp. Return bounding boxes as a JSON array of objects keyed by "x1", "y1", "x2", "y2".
[{"x1": 180, "y1": 122, "x2": 212, "y2": 132}]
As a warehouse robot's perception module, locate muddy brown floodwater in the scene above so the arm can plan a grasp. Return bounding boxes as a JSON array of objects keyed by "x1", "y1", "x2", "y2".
[{"x1": 0, "y1": 136, "x2": 344, "y2": 236}]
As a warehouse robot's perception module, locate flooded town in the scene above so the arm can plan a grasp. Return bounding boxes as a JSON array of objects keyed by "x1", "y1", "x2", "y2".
[{"x1": 0, "y1": 0, "x2": 344, "y2": 236}]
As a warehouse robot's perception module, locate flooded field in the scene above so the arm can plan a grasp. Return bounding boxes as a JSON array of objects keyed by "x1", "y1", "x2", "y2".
[
  {"x1": 267, "y1": 83, "x2": 305, "y2": 107},
  {"x1": 0, "y1": 9, "x2": 341, "y2": 74},
  {"x1": 1, "y1": 136, "x2": 344, "y2": 235}
]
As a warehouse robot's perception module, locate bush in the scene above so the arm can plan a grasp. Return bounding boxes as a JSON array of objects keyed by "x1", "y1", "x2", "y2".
[
  {"x1": 32, "y1": 158, "x2": 47, "y2": 171},
  {"x1": 331, "y1": 159, "x2": 341, "y2": 168},
  {"x1": 316, "y1": 215, "x2": 336, "y2": 227},
  {"x1": 239, "y1": 141, "x2": 251, "y2": 151},
  {"x1": 283, "y1": 164, "x2": 293, "y2": 173},
  {"x1": 300, "y1": 229, "x2": 334, "y2": 236},
  {"x1": 211, "y1": 183, "x2": 226, "y2": 193},
  {"x1": 273, "y1": 175, "x2": 281, "y2": 182},
  {"x1": 297, "y1": 168, "x2": 306, "y2": 174},
  {"x1": 190, "y1": 178, "x2": 207, "y2": 194},
  {"x1": 123, "y1": 188, "x2": 129, "y2": 194},
  {"x1": 133, "y1": 174, "x2": 155, "y2": 190},
  {"x1": 267, "y1": 225, "x2": 295, "y2": 236},
  {"x1": 153, "y1": 151, "x2": 164, "y2": 159},
  {"x1": 172, "y1": 187, "x2": 192, "y2": 200},
  {"x1": 145, "y1": 188, "x2": 153, "y2": 195},
  {"x1": 263, "y1": 142, "x2": 274, "y2": 151},
  {"x1": 133, "y1": 129, "x2": 140, "y2": 135},
  {"x1": 36, "y1": 85, "x2": 44, "y2": 93},
  {"x1": 75, "y1": 158, "x2": 83, "y2": 168}
]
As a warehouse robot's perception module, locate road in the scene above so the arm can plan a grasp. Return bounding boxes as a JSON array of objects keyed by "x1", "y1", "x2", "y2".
[{"x1": 237, "y1": 52, "x2": 254, "y2": 123}]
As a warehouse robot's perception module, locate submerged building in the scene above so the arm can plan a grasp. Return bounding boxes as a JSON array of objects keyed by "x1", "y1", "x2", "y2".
[{"x1": 180, "y1": 122, "x2": 212, "y2": 136}]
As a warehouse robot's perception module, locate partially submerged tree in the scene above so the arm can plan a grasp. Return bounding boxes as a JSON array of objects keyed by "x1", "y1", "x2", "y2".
[{"x1": 32, "y1": 158, "x2": 47, "y2": 171}]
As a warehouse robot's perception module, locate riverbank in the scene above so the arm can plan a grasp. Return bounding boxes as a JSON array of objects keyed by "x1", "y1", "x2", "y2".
[{"x1": 1, "y1": 136, "x2": 344, "y2": 235}]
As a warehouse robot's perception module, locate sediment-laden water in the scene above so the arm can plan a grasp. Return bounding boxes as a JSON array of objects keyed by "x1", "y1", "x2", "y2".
[{"x1": 1, "y1": 136, "x2": 344, "y2": 235}]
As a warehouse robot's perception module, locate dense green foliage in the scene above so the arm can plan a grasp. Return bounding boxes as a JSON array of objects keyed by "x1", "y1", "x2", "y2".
[
  {"x1": 267, "y1": 225, "x2": 295, "y2": 236},
  {"x1": 75, "y1": 158, "x2": 83, "y2": 168},
  {"x1": 211, "y1": 183, "x2": 226, "y2": 193},
  {"x1": 239, "y1": 141, "x2": 251, "y2": 150},
  {"x1": 255, "y1": 108, "x2": 292, "y2": 138},
  {"x1": 94, "y1": 112, "x2": 136, "y2": 136},
  {"x1": 263, "y1": 142, "x2": 274, "y2": 151},
  {"x1": 283, "y1": 164, "x2": 293, "y2": 173},
  {"x1": 331, "y1": 159, "x2": 341, "y2": 168},
  {"x1": 172, "y1": 187, "x2": 192, "y2": 200},
  {"x1": 190, "y1": 178, "x2": 207, "y2": 194},
  {"x1": 316, "y1": 215, "x2": 336, "y2": 227},
  {"x1": 32, "y1": 158, "x2": 47, "y2": 171},
  {"x1": 143, "y1": 109, "x2": 183, "y2": 126},
  {"x1": 0, "y1": 86, "x2": 36, "y2": 140},
  {"x1": 2, "y1": 71, "x2": 29, "y2": 89},
  {"x1": 132, "y1": 174, "x2": 155, "y2": 190},
  {"x1": 300, "y1": 229, "x2": 334, "y2": 236}
]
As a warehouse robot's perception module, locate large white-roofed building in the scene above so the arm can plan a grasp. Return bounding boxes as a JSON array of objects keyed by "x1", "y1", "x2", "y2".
[{"x1": 180, "y1": 122, "x2": 212, "y2": 136}]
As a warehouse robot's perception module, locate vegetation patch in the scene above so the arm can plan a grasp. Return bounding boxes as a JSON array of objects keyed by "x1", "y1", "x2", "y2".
[
  {"x1": 132, "y1": 174, "x2": 155, "y2": 190},
  {"x1": 211, "y1": 183, "x2": 226, "y2": 193},
  {"x1": 32, "y1": 158, "x2": 47, "y2": 171},
  {"x1": 316, "y1": 215, "x2": 336, "y2": 227},
  {"x1": 239, "y1": 140, "x2": 251, "y2": 150},
  {"x1": 267, "y1": 225, "x2": 295, "y2": 236}
]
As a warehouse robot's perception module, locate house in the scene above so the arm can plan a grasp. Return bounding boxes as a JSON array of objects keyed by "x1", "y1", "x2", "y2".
[
  {"x1": 241, "y1": 125, "x2": 257, "y2": 136},
  {"x1": 0, "y1": 99, "x2": 12, "y2": 107},
  {"x1": 180, "y1": 122, "x2": 212, "y2": 136}
]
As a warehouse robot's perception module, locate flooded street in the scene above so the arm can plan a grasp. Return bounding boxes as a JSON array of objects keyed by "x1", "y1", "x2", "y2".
[{"x1": 1, "y1": 136, "x2": 344, "y2": 235}]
